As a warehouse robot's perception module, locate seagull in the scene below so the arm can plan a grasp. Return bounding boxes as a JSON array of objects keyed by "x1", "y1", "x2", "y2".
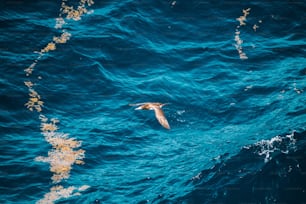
[{"x1": 129, "y1": 102, "x2": 170, "y2": 129}]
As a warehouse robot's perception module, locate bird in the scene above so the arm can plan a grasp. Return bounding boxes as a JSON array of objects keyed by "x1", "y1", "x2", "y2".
[{"x1": 129, "y1": 102, "x2": 170, "y2": 129}]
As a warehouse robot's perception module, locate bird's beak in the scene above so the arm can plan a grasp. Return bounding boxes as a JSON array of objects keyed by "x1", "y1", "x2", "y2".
[{"x1": 135, "y1": 107, "x2": 142, "y2": 110}]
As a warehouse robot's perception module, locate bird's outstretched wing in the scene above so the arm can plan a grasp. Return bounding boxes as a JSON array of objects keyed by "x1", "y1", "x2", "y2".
[
  {"x1": 153, "y1": 107, "x2": 170, "y2": 129},
  {"x1": 129, "y1": 102, "x2": 162, "y2": 106},
  {"x1": 129, "y1": 103, "x2": 149, "y2": 107},
  {"x1": 129, "y1": 103, "x2": 142, "y2": 106}
]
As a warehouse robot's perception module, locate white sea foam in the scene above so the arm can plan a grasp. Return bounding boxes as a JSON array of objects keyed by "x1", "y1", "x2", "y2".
[{"x1": 248, "y1": 131, "x2": 297, "y2": 163}]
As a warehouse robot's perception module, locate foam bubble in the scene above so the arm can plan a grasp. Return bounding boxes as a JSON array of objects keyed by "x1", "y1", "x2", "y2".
[{"x1": 246, "y1": 131, "x2": 297, "y2": 163}]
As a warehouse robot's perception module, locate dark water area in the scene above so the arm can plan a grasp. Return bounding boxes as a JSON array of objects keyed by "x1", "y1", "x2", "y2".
[
  {"x1": 0, "y1": 0, "x2": 305, "y2": 203},
  {"x1": 175, "y1": 131, "x2": 306, "y2": 204}
]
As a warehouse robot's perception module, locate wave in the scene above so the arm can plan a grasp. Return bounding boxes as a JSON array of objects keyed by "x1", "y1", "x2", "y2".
[
  {"x1": 1, "y1": 0, "x2": 306, "y2": 203},
  {"x1": 170, "y1": 130, "x2": 306, "y2": 204}
]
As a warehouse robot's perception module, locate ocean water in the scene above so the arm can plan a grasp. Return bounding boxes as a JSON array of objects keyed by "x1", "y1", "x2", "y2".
[{"x1": 1, "y1": 0, "x2": 306, "y2": 203}]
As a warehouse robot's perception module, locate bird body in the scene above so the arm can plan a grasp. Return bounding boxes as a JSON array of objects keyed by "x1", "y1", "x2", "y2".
[{"x1": 130, "y1": 102, "x2": 170, "y2": 129}]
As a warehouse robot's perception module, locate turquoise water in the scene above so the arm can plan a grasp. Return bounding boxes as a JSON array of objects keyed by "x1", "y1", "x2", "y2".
[{"x1": 1, "y1": 1, "x2": 305, "y2": 203}]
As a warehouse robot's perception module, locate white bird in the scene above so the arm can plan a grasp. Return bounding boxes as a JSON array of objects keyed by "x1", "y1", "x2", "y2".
[{"x1": 129, "y1": 102, "x2": 170, "y2": 129}]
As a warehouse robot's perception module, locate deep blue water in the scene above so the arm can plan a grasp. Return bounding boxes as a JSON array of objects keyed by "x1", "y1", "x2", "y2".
[{"x1": 1, "y1": 1, "x2": 306, "y2": 203}]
